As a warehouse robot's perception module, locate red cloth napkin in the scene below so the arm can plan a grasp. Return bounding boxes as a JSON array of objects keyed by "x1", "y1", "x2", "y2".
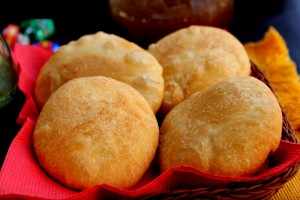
[{"x1": 1, "y1": 43, "x2": 300, "y2": 199}]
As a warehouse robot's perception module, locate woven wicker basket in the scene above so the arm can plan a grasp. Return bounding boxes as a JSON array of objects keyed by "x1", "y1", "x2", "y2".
[
  {"x1": 135, "y1": 63, "x2": 300, "y2": 200},
  {"x1": 1, "y1": 47, "x2": 299, "y2": 200}
]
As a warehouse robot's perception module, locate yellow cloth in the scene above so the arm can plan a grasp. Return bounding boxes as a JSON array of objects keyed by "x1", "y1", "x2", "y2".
[
  {"x1": 244, "y1": 27, "x2": 300, "y2": 199},
  {"x1": 270, "y1": 171, "x2": 300, "y2": 200},
  {"x1": 244, "y1": 27, "x2": 300, "y2": 141}
]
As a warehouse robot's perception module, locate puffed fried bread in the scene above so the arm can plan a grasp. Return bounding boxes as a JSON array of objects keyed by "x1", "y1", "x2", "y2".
[
  {"x1": 33, "y1": 76, "x2": 159, "y2": 190},
  {"x1": 34, "y1": 31, "x2": 164, "y2": 113},
  {"x1": 148, "y1": 25, "x2": 251, "y2": 115},
  {"x1": 158, "y1": 76, "x2": 282, "y2": 177}
]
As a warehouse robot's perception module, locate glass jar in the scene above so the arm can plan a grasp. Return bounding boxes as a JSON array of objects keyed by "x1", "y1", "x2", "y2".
[
  {"x1": 0, "y1": 33, "x2": 18, "y2": 111},
  {"x1": 109, "y1": 0, "x2": 234, "y2": 46}
]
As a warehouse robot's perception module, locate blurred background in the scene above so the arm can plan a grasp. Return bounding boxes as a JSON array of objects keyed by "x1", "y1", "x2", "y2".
[
  {"x1": 0, "y1": 0, "x2": 300, "y2": 65},
  {"x1": 0, "y1": 0, "x2": 299, "y2": 67},
  {"x1": 0, "y1": 0, "x2": 300, "y2": 61}
]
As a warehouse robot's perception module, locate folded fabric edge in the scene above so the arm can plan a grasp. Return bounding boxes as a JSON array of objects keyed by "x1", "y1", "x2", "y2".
[{"x1": 16, "y1": 97, "x2": 39, "y2": 126}]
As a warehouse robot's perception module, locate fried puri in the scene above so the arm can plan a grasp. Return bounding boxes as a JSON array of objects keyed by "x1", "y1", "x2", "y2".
[
  {"x1": 33, "y1": 76, "x2": 159, "y2": 190},
  {"x1": 159, "y1": 76, "x2": 282, "y2": 177},
  {"x1": 34, "y1": 31, "x2": 164, "y2": 113},
  {"x1": 148, "y1": 25, "x2": 251, "y2": 115}
]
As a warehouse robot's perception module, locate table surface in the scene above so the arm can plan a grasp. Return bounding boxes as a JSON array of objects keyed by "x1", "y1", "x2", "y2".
[{"x1": 1, "y1": 0, "x2": 300, "y2": 198}]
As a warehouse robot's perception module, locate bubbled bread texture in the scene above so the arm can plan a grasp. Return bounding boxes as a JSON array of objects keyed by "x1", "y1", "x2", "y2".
[
  {"x1": 159, "y1": 76, "x2": 282, "y2": 177},
  {"x1": 34, "y1": 31, "x2": 164, "y2": 113},
  {"x1": 148, "y1": 25, "x2": 251, "y2": 116},
  {"x1": 33, "y1": 76, "x2": 159, "y2": 190}
]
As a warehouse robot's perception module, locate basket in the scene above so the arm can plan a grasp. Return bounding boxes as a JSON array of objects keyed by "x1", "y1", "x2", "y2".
[
  {"x1": 134, "y1": 62, "x2": 300, "y2": 200},
  {"x1": 1, "y1": 45, "x2": 300, "y2": 200}
]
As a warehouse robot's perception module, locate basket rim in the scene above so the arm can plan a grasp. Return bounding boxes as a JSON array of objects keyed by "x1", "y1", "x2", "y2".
[{"x1": 250, "y1": 62, "x2": 297, "y2": 143}]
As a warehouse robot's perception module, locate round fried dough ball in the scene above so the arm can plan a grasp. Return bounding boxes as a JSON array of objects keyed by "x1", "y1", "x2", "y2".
[
  {"x1": 158, "y1": 76, "x2": 282, "y2": 177},
  {"x1": 148, "y1": 25, "x2": 251, "y2": 116},
  {"x1": 33, "y1": 76, "x2": 159, "y2": 190},
  {"x1": 34, "y1": 31, "x2": 164, "y2": 113}
]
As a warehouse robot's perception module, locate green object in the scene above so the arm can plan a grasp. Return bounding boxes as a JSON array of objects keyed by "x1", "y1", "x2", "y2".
[
  {"x1": 0, "y1": 34, "x2": 17, "y2": 110},
  {"x1": 20, "y1": 19, "x2": 55, "y2": 41}
]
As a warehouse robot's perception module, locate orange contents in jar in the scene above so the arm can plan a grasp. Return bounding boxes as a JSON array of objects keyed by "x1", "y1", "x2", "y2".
[{"x1": 109, "y1": 0, "x2": 234, "y2": 46}]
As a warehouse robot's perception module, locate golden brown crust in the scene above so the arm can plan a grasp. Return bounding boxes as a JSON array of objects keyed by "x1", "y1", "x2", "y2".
[
  {"x1": 148, "y1": 25, "x2": 251, "y2": 116},
  {"x1": 158, "y1": 76, "x2": 282, "y2": 177},
  {"x1": 34, "y1": 31, "x2": 164, "y2": 113},
  {"x1": 33, "y1": 76, "x2": 159, "y2": 190}
]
